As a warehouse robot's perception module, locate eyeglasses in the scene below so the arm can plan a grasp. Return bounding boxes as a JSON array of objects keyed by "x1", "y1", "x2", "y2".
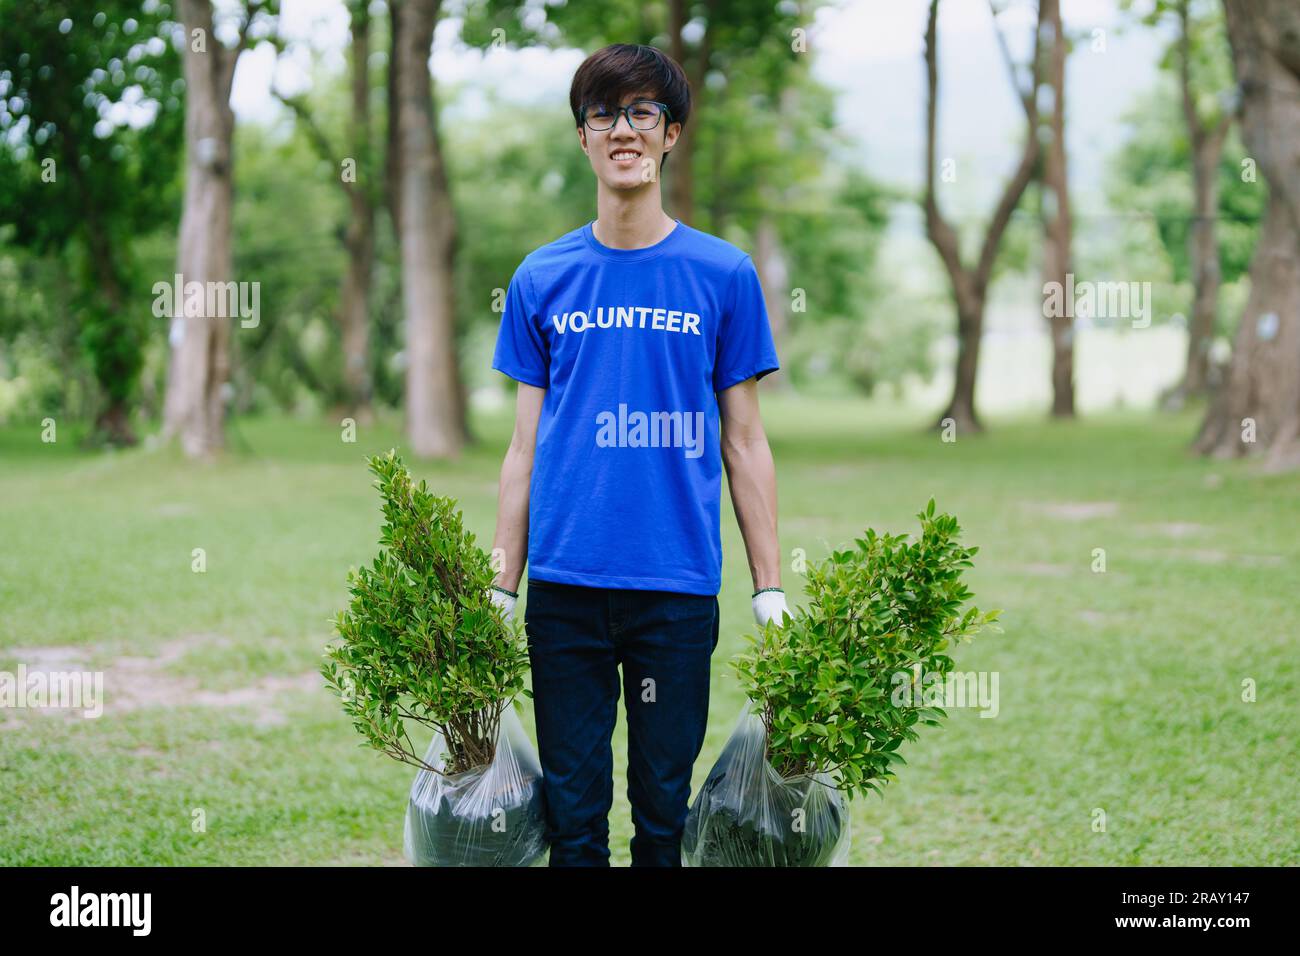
[{"x1": 581, "y1": 99, "x2": 672, "y2": 132}]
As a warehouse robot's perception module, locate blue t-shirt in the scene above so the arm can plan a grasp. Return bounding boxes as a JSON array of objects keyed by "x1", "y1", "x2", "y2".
[{"x1": 491, "y1": 218, "x2": 780, "y2": 596}]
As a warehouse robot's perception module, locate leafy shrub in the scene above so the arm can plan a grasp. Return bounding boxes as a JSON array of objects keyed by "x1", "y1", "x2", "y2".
[
  {"x1": 322, "y1": 450, "x2": 530, "y2": 776},
  {"x1": 731, "y1": 498, "x2": 1000, "y2": 798}
]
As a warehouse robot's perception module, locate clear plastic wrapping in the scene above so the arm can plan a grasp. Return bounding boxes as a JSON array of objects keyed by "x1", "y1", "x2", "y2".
[
  {"x1": 403, "y1": 703, "x2": 548, "y2": 867},
  {"x1": 683, "y1": 701, "x2": 851, "y2": 867}
]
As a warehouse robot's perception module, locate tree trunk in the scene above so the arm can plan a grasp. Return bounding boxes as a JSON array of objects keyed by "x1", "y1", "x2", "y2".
[
  {"x1": 63, "y1": 105, "x2": 141, "y2": 445},
  {"x1": 341, "y1": 197, "x2": 375, "y2": 420},
  {"x1": 708, "y1": 108, "x2": 726, "y2": 234},
  {"x1": 754, "y1": 210, "x2": 789, "y2": 391},
  {"x1": 668, "y1": 114, "x2": 696, "y2": 224},
  {"x1": 83, "y1": 211, "x2": 139, "y2": 447},
  {"x1": 1181, "y1": 124, "x2": 1228, "y2": 397},
  {"x1": 944, "y1": 296, "x2": 986, "y2": 434},
  {"x1": 386, "y1": 1, "x2": 402, "y2": 238},
  {"x1": 923, "y1": 0, "x2": 1043, "y2": 434},
  {"x1": 1041, "y1": 0, "x2": 1075, "y2": 418},
  {"x1": 667, "y1": 0, "x2": 715, "y2": 226},
  {"x1": 395, "y1": 0, "x2": 465, "y2": 458},
  {"x1": 1194, "y1": 193, "x2": 1300, "y2": 465},
  {"x1": 1172, "y1": 0, "x2": 1230, "y2": 402},
  {"x1": 1195, "y1": 0, "x2": 1300, "y2": 468},
  {"x1": 341, "y1": 4, "x2": 375, "y2": 420},
  {"x1": 162, "y1": 0, "x2": 238, "y2": 459}
]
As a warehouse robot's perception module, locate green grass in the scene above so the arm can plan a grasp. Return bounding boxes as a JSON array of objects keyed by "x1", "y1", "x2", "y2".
[{"x1": 1, "y1": 396, "x2": 1297, "y2": 865}]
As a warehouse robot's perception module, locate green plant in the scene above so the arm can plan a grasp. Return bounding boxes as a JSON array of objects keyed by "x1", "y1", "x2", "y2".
[
  {"x1": 732, "y1": 498, "x2": 1001, "y2": 799},
  {"x1": 322, "y1": 450, "x2": 530, "y2": 776}
]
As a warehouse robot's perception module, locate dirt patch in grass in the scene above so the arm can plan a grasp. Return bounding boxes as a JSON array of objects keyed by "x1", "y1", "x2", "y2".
[
  {"x1": 3, "y1": 645, "x2": 88, "y2": 669},
  {"x1": 1016, "y1": 562, "x2": 1074, "y2": 577},
  {"x1": 1, "y1": 635, "x2": 321, "y2": 729},
  {"x1": 1023, "y1": 500, "x2": 1120, "y2": 521},
  {"x1": 1141, "y1": 522, "x2": 1208, "y2": 539},
  {"x1": 1175, "y1": 549, "x2": 1284, "y2": 567}
]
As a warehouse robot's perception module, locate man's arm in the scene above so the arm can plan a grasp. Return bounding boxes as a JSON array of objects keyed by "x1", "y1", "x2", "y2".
[
  {"x1": 491, "y1": 383, "x2": 545, "y2": 595},
  {"x1": 718, "y1": 377, "x2": 781, "y2": 595}
]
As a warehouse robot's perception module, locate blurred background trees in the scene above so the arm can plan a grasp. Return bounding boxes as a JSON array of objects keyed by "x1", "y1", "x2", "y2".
[
  {"x1": 0, "y1": 0, "x2": 1294, "y2": 467},
  {"x1": 0, "y1": 0, "x2": 183, "y2": 446}
]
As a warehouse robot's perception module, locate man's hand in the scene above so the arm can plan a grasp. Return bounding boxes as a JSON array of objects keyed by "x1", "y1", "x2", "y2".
[
  {"x1": 490, "y1": 586, "x2": 517, "y2": 623},
  {"x1": 752, "y1": 588, "x2": 790, "y2": 627}
]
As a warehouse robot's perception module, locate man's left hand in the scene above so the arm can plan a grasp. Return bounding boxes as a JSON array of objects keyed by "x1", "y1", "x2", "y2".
[{"x1": 752, "y1": 588, "x2": 790, "y2": 627}]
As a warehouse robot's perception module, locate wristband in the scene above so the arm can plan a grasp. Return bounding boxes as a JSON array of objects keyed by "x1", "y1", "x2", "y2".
[
  {"x1": 752, "y1": 587, "x2": 784, "y2": 598},
  {"x1": 491, "y1": 584, "x2": 518, "y2": 599}
]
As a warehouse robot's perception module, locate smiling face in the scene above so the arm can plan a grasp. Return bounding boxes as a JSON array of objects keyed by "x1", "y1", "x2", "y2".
[{"x1": 578, "y1": 90, "x2": 681, "y2": 192}]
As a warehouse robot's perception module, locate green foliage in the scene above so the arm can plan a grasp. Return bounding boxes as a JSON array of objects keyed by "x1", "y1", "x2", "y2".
[
  {"x1": 842, "y1": 285, "x2": 942, "y2": 397},
  {"x1": 0, "y1": 1, "x2": 184, "y2": 251},
  {"x1": 0, "y1": 0, "x2": 184, "y2": 437},
  {"x1": 445, "y1": 89, "x2": 595, "y2": 396},
  {"x1": 0, "y1": 244, "x2": 84, "y2": 422},
  {"x1": 1107, "y1": 83, "x2": 1259, "y2": 288},
  {"x1": 322, "y1": 451, "x2": 530, "y2": 776},
  {"x1": 461, "y1": 0, "x2": 808, "y2": 62},
  {"x1": 230, "y1": 122, "x2": 355, "y2": 414},
  {"x1": 1106, "y1": 0, "x2": 1259, "y2": 326},
  {"x1": 732, "y1": 498, "x2": 1001, "y2": 800}
]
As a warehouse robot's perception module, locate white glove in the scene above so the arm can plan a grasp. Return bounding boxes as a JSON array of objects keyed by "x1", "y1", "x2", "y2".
[
  {"x1": 489, "y1": 586, "x2": 517, "y2": 623},
  {"x1": 752, "y1": 588, "x2": 791, "y2": 627}
]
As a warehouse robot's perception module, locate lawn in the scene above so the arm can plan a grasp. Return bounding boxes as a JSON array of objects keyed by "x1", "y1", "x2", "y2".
[{"x1": 1, "y1": 395, "x2": 1296, "y2": 865}]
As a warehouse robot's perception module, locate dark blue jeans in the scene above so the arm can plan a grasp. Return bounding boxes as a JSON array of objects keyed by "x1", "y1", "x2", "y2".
[{"x1": 523, "y1": 577, "x2": 720, "y2": 867}]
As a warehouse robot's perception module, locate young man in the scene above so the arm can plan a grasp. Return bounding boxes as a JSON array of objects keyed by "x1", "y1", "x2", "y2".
[{"x1": 488, "y1": 43, "x2": 790, "y2": 867}]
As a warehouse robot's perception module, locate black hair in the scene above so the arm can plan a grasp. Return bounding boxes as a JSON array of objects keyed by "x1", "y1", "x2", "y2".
[{"x1": 569, "y1": 44, "x2": 691, "y2": 164}]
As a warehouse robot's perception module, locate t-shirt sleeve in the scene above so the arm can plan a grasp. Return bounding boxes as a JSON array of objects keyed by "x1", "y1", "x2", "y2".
[
  {"x1": 712, "y1": 254, "x2": 780, "y2": 393},
  {"x1": 491, "y1": 264, "x2": 549, "y2": 388}
]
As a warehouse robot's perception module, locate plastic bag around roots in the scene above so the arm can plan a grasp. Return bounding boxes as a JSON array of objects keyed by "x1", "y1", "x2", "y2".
[
  {"x1": 682, "y1": 701, "x2": 851, "y2": 867},
  {"x1": 403, "y1": 703, "x2": 548, "y2": 867}
]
